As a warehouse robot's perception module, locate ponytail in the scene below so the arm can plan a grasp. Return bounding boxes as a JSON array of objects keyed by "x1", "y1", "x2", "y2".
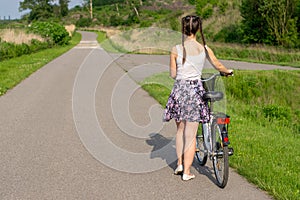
[
  {"x1": 198, "y1": 18, "x2": 207, "y2": 47},
  {"x1": 182, "y1": 17, "x2": 187, "y2": 65}
]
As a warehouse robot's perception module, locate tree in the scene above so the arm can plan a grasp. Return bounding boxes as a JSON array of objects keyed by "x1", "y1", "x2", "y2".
[
  {"x1": 259, "y1": 0, "x2": 298, "y2": 47},
  {"x1": 83, "y1": 0, "x2": 94, "y2": 18},
  {"x1": 19, "y1": 0, "x2": 55, "y2": 21},
  {"x1": 294, "y1": 0, "x2": 300, "y2": 46},
  {"x1": 240, "y1": 0, "x2": 270, "y2": 44},
  {"x1": 19, "y1": 0, "x2": 70, "y2": 21},
  {"x1": 59, "y1": 0, "x2": 70, "y2": 17},
  {"x1": 129, "y1": 0, "x2": 140, "y2": 17},
  {"x1": 87, "y1": 0, "x2": 125, "y2": 6},
  {"x1": 240, "y1": 0, "x2": 299, "y2": 47}
]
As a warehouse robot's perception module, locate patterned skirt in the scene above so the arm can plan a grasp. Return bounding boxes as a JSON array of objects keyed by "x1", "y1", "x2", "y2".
[{"x1": 163, "y1": 79, "x2": 209, "y2": 123}]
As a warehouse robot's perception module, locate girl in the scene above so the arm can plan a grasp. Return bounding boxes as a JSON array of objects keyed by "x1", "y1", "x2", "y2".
[{"x1": 163, "y1": 15, "x2": 233, "y2": 181}]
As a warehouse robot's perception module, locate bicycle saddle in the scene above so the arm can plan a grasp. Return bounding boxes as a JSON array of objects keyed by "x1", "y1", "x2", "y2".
[{"x1": 203, "y1": 91, "x2": 223, "y2": 102}]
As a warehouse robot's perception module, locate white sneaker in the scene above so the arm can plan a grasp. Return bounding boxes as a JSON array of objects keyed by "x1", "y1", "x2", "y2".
[
  {"x1": 182, "y1": 174, "x2": 195, "y2": 181},
  {"x1": 174, "y1": 165, "x2": 183, "y2": 175}
]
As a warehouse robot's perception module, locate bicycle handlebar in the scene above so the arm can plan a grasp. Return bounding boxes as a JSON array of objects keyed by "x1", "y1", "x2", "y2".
[{"x1": 201, "y1": 71, "x2": 234, "y2": 82}]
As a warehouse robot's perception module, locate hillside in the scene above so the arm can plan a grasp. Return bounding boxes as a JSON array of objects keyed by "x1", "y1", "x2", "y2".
[{"x1": 68, "y1": 0, "x2": 242, "y2": 42}]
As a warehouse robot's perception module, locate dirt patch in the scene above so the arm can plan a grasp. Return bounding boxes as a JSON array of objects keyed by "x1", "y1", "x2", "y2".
[{"x1": 65, "y1": 24, "x2": 76, "y2": 36}]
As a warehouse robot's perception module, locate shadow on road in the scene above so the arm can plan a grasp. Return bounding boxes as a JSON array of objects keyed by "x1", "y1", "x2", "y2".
[
  {"x1": 146, "y1": 133, "x2": 219, "y2": 186},
  {"x1": 192, "y1": 161, "x2": 218, "y2": 186},
  {"x1": 146, "y1": 133, "x2": 177, "y2": 170}
]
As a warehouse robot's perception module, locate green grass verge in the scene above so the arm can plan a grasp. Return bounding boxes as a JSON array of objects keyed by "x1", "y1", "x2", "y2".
[
  {"x1": 0, "y1": 32, "x2": 81, "y2": 96},
  {"x1": 141, "y1": 70, "x2": 300, "y2": 200},
  {"x1": 96, "y1": 30, "x2": 107, "y2": 43},
  {"x1": 209, "y1": 44, "x2": 300, "y2": 68},
  {"x1": 95, "y1": 31, "x2": 126, "y2": 53}
]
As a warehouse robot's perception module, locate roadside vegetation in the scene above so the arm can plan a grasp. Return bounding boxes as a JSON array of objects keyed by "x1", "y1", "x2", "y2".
[
  {"x1": 1, "y1": 0, "x2": 300, "y2": 67},
  {"x1": 95, "y1": 30, "x2": 300, "y2": 67},
  {"x1": 0, "y1": 21, "x2": 72, "y2": 61},
  {"x1": 83, "y1": 0, "x2": 300, "y2": 67},
  {"x1": 0, "y1": 32, "x2": 81, "y2": 96},
  {"x1": 209, "y1": 43, "x2": 300, "y2": 67},
  {"x1": 141, "y1": 70, "x2": 300, "y2": 200}
]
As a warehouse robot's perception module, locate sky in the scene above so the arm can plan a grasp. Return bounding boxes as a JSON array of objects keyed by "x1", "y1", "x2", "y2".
[{"x1": 0, "y1": 0, "x2": 84, "y2": 20}]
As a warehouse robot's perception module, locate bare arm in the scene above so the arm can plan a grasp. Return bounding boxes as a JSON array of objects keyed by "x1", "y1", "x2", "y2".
[
  {"x1": 169, "y1": 46, "x2": 177, "y2": 79},
  {"x1": 205, "y1": 45, "x2": 233, "y2": 75}
]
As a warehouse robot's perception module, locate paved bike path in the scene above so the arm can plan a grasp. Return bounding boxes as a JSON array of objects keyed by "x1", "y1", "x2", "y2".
[{"x1": 0, "y1": 31, "x2": 273, "y2": 199}]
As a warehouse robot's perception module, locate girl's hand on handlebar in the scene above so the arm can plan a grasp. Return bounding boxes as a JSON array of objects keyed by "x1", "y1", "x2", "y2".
[
  {"x1": 226, "y1": 69, "x2": 234, "y2": 76},
  {"x1": 220, "y1": 70, "x2": 234, "y2": 77}
]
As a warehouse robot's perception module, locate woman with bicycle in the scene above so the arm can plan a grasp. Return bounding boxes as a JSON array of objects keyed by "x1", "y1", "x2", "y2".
[{"x1": 163, "y1": 15, "x2": 233, "y2": 181}]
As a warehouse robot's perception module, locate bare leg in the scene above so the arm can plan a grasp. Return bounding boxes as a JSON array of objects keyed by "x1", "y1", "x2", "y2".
[
  {"x1": 183, "y1": 121, "x2": 199, "y2": 175},
  {"x1": 176, "y1": 121, "x2": 185, "y2": 166}
]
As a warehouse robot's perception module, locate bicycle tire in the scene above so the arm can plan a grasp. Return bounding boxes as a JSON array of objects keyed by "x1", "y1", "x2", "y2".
[
  {"x1": 195, "y1": 134, "x2": 207, "y2": 166},
  {"x1": 212, "y1": 122, "x2": 229, "y2": 188}
]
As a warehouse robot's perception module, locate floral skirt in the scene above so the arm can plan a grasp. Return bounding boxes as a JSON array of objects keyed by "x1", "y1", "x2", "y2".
[{"x1": 163, "y1": 79, "x2": 209, "y2": 123}]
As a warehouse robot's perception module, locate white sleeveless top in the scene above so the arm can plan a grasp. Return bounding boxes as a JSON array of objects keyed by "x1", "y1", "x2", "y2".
[{"x1": 175, "y1": 45, "x2": 206, "y2": 80}]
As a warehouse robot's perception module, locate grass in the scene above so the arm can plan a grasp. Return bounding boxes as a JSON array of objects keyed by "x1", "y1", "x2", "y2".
[
  {"x1": 95, "y1": 30, "x2": 122, "y2": 53},
  {"x1": 141, "y1": 70, "x2": 300, "y2": 200},
  {"x1": 96, "y1": 30, "x2": 107, "y2": 43},
  {"x1": 209, "y1": 43, "x2": 300, "y2": 68},
  {"x1": 0, "y1": 32, "x2": 81, "y2": 96}
]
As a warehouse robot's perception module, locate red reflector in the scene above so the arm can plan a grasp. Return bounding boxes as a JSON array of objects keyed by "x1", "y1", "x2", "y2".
[
  {"x1": 224, "y1": 137, "x2": 229, "y2": 142},
  {"x1": 217, "y1": 118, "x2": 230, "y2": 124}
]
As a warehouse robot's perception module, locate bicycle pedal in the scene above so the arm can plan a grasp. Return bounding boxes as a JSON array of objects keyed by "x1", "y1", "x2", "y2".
[{"x1": 228, "y1": 147, "x2": 234, "y2": 156}]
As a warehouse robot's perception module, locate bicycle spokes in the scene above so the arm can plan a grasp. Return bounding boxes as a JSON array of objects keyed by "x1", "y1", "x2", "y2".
[{"x1": 212, "y1": 122, "x2": 229, "y2": 188}]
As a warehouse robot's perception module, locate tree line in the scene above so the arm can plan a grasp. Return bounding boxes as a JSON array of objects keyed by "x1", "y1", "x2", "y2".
[
  {"x1": 19, "y1": 0, "x2": 70, "y2": 21},
  {"x1": 240, "y1": 0, "x2": 300, "y2": 47},
  {"x1": 86, "y1": 0, "x2": 145, "y2": 6},
  {"x1": 191, "y1": 0, "x2": 300, "y2": 48},
  {"x1": 18, "y1": 0, "x2": 300, "y2": 48}
]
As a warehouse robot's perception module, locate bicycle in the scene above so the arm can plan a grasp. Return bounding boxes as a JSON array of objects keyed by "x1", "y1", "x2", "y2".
[{"x1": 195, "y1": 72, "x2": 234, "y2": 188}]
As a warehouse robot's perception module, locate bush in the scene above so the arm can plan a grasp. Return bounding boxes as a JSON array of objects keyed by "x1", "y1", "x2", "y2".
[
  {"x1": 16, "y1": 43, "x2": 31, "y2": 56},
  {"x1": 262, "y1": 105, "x2": 291, "y2": 121},
  {"x1": 170, "y1": 17, "x2": 180, "y2": 31},
  {"x1": 0, "y1": 42, "x2": 31, "y2": 60},
  {"x1": 196, "y1": 0, "x2": 214, "y2": 19},
  {"x1": 0, "y1": 42, "x2": 17, "y2": 60},
  {"x1": 214, "y1": 24, "x2": 244, "y2": 43},
  {"x1": 110, "y1": 15, "x2": 124, "y2": 26},
  {"x1": 202, "y1": 4, "x2": 213, "y2": 19},
  {"x1": 0, "y1": 39, "x2": 50, "y2": 61},
  {"x1": 76, "y1": 17, "x2": 92, "y2": 27},
  {"x1": 218, "y1": 1, "x2": 228, "y2": 14},
  {"x1": 140, "y1": 20, "x2": 152, "y2": 28},
  {"x1": 124, "y1": 14, "x2": 140, "y2": 26},
  {"x1": 29, "y1": 39, "x2": 49, "y2": 52},
  {"x1": 29, "y1": 21, "x2": 71, "y2": 45}
]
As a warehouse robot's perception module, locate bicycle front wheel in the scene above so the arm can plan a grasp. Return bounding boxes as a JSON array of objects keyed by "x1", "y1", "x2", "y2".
[{"x1": 212, "y1": 122, "x2": 229, "y2": 188}]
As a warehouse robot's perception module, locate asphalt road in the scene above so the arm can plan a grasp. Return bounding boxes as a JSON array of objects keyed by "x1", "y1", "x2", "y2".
[{"x1": 0, "y1": 31, "x2": 282, "y2": 199}]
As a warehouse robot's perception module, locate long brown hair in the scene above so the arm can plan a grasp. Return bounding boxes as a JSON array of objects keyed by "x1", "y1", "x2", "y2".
[{"x1": 181, "y1": 15, "x2": 206, "y2": 64}]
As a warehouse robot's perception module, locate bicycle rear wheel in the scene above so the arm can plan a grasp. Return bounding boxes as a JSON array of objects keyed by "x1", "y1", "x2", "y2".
[
  {"x1": 212, "y1": 122, "x2": 229, "y2": 188},
  {"x1": 195, "y1": 134, "x2": 207, "y2": 166}
]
